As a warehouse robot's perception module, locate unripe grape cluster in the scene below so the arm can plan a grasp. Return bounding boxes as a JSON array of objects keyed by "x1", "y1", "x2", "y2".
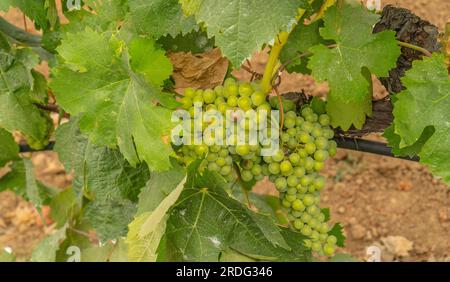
[{"x1": 176, "y1": 78, "x2": 338, "y2": 256}]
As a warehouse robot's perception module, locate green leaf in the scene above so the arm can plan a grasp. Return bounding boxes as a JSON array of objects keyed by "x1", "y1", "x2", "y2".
[
  {"x1": 0, "y1": 128, "x2": 19, "y2": 167},
  {"x1": 109, "y1": 239, "x2": 129, "y2": 262},
  {"x1": 51, "y1": 29, "x2": 176, "y2": 171},
  {"x1": 388, "y1": 54, "x2": 450, "y2": 185},
  {"x1": 308, "y1": 3, "x2": 400, "y2": 130},
  {"x1": 129, "y1": 0, "x2": 197, "y2": 38},
  {"x1": 126, "y1": 165, "x2": 186, "y2": 262},
  {"x1": 137, "y1": 160, "x2": 186, "y2": 215},
  {"x1": 7, "y1": 0, "x2": 49, "y2": 30},
  {"x1": 0, "y1": 159, "x2": 50, "y2": 204},
  {"x1": 129, "y1": 37, "x2": 173, "y2": 87},
  {"x1": 281, "y1": 20, "x2": 331, "y2": 74},
  {"x1": 61, "y1": 0, "x2": 128, "y2": 33},
  {"x1": 328, "y1": 223, "x2": 345, "y2": 247},
  {"x1": 321, "y1": 207, "x2": 330, "y2": 222},
  {"x1": 0, "y1": 48, "x2": 52, "y2": 149},
  {"x1": 219, "y1": 249, "x2": 256, "y2": 262},
  {"x1": 157, "y1": 29, "x2": 215, "y2": 54},
  {"x1": 126, "y1": 212, "x2": 168, "y2": 262},
  {"x1": 49, "y1": 187, "x2": 80, "y2": 227},
  {"x1": 165, "y1": 162, "x2": 311, "y2": 261},
  {"x1": 55, "y1": 119, "x2": 150, "y2": 240},
  {"x1": 31, "y1": 225, "x2": 68, "y2": 262},
  {"x1": 384, "y1": 124, "x2": 434, "y2": 158},
  {"x1": 180, "y1": 0, "x2": 306, "y2": 67}
]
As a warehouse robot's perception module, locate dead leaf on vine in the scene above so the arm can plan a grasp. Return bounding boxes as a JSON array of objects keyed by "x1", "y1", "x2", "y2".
[{"x1": 169, "y1": 48, "x2": 229, "y2": 94}]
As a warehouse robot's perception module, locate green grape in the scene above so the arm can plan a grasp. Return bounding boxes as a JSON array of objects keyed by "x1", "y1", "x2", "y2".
[
  {"x1": 294, "y1": 167, "x2": 305, "y2": 178},
  {"x1": 289, "y1": 153, "x2": 300, "y2": 165},
  {"x1": 272, "y1": 150, "x2": 285, "y2": 162},
  {"x1": 195, "y1": 144, "x2": 208, "y2": 155},
  {"x1": 241, "y1": 170, "x2": 254, "y2": 182},
  {"x1": 287, "y1": 138, "x2": 297, "y2": 149},
  {"x1": 251, "y1": 91, "x2": 266, "y2": 106},
  {"x1": 301, "y1": 225, "x2": 312, "y2": 236},
  {"x1": 307, "y1": 205, "x2": 319, "y2": 215},
  {"x1": 215, "y1": 96, "x2": 226, "y2": 106},
  {"x1": 236, "y1": 144, "x2": 251, "y2": 156},
  {"x1": 238, "y1": 96, "x2": 252, "y2": 111},
  {"x1": 275, "y1": 177, "x2": 287, "y2": 191},
  {"x1": 305, "y1": 143, "x2": 316, "y2": 155},
  {"x1": 292, "y1": 199, "x2": 305, "y2": 211},
  {"x1": 239, "y1": 82, "x2": 253, "y2": 96},
  {"x1": 203, "y1": 89, "x2": 216, "y2": 104},
  {"x1": 287, "y1": 175, "x2": 298, "y2": 187},
  {"x1": 184, "y1": 88, "x2": 196, "y2": 98},
  {"x1": 227, "y1": 95, "x2": 238, "y2": 107},
  {"x1": 301, "y1": 107, "x2": 313, "y2": 117},
  {"x1": 285, "y1": 194, "x2": 297, "y2": 202},
  {"x1": 281, "y1": 133, "x2": 290, "y2": 142},
  {"x1": 304, "y1": 157, "x2": 315, "y2": 171},
  {"x1": 214, "y1": 85, "x2": 224, "y2": 97},
  {"x1": 287, "y1": 187, "x2": 297, "y2": 195},
  {"x1": 301, "y1": 121, "x2": 314, "y2": 133},
  {"x1": 284, "y1": 116, "x2": 296, "y2": 128},
  {"x1": 327, "y1": 235, "x2": 337, "y2": 245},
  {"x1": 323, "y1": 128, "x2": 335, "y2": 139},
  {"x1": 219, "y1": 148, "x2": 229, "y2": 158},
  {"x1": 294, "y1": 219, "x2": 304, "y2": 230},
  {"x1": 193, "y1": 95, "x2": 204, "y2": 104},
  {"x1": 306, "y1": 113, "x2": 318, "y2": 122},
  {"x1": 257, "y1": 103, "x2": 271, "y2": 113},
  {"x1": 251, "y1": 164, "x2": 262, "y2": 176},
  {"x1": 254, "y1": 174, "x2": 264, "y2": 181},
  {"x1": 207, "y1": 153, "x2": 218, "y2": 162},
  {"x1": 280, "y1": 160, "x2": 293, "y2": 175},
  {"x1": 216, "y1": 157, "x2": 226, "y2": 167},
  {"x1": 319, "y1": 114, "x2": 330, "y2": 126},
  {"x1": 224, "y1": 83, "x2": 239, "y2": 97},
  {"x1": 208, "y1": 162, "x2": 219, "y2": 172},
  {"x1": 298, "y1": 132, "x2": 312, "y2": 144},
  {"x1": 220, "y1": 165, "x2": 232, "y2": 176},
  {"x1": 263, "y1": 156, "x2": 273, "y2": 163},
  {"x1": 314, "y1": 150, "x2": 328, "y2": 162},
  {"x1": 225, "y1": 156, "x2": 233, "y2": 165},
  {"x1": 303, "y1": 194, "x2": 315, "y2": 206},
  {"x1": 268, "y1": 163, "x2": 280, "y2": 174},
  {"x1": 323, "y1": 244, "x2": 335, "y2": 256},
  {"x1": 287, "y1": 128, "x2": 297, "y2": 137},
  {"x1": 315, "y1": 137, "x2": 328, "y2": 150},
  {"x1": 180, "y1": 97, "x2": 192, "y2": 109},
  {"x1": 318, "y1": 223, "x2": 329, "y2": 234},
  {"x1": 300, "y1": 175, "x2": 312, "y2": 186},
  {"x1": 311, "y1": 242, "x2": 322, "y2": 252},
  {"x1": 311, "y1": 127, "x2": 323, "y2": 137},
  {"x1": 314, "y1": 161, "x2": 324, "y2": 172},
  {"x1": 301, "y1": 213, "x2": 312, "y2": 223}
]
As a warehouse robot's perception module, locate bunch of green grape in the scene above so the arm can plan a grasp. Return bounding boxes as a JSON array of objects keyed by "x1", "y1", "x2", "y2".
[{"x1": 176, "y1": 78, "x2": 338, "y2": 256}]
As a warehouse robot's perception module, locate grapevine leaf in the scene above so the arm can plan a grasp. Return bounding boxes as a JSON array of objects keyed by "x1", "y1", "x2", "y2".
[
  {"x1": 388, "y1": 54, "x2": 450, "y2": 185},
  {"x1": 62, "y1": 0, "x2": 128, "y2": 33},
  {"x1": 55, "y1": 119, "x2": 150, "y2": 240},
  {"x1": 126, "y1": 212, "x2": 168, "y2": 262},
  {"x1": 157, "y1": 29, "x2": 215, "y2": 54},
  {"x1": 84, "y1": 199, "x2": 137, "y2": 241},
  {"x1": 109, "y1": 239, "x2": 129, "y2": 262},
  {"x1": 0, "y1": 128, "x2": 19, "y2": 167},
  {"x1": 0, "y1": 2, "x2": 10, "y2": 11},
  {"x1": 0, "y1": 159, "x2": 51, "y2": 204},
  {"x1": 383, "y1": 124, "x2": 434, "y2": 158},
  {"x1": 179, "y1": 0, "x2": 306, "y2": 67},
  {"x1": 219, "y1": 249, "x2": 256, "y2": 262},
  {"x1": 31, "y1": 225, "x2": 68, "y2": 262},
  {"x1": 7, "y1": 0, "x2": 49, "y2": 30},
  {"x1": 51, "y1": 29, "x2": 176, "y2": 171},
  {"x1": 308, "y1": 3, "x2": 400, "y2": 130},
  {"x1": 137, "y1": 160, "x2": 186, "y2": 215},
  {"x1": 129, "y1": 37, "x2": 173, "y2": 87},
  {"x1": 328, "y1": 223, "x2": 345, "y2": 247},
  {"x1": 281, "y1": 21, "x2": 331, "y2": 74},
  {"x1": 0, "y1": 48, "x2": 52, "y2": 149},
  {"x1": 49, "y1": 188, "x2": 80, "y2": 227},
  {"x1": 320, "y1": 207, "x2": 330, "y2": 222},
  {"x1": 129, "y1": 0, "x2": 198, "y2": 38},
  {"x1": 165, "y1": 161, "x2": 311, "y2": 261},
  {"x1": 80, "y1": 244, "x2": 114, "y2": 262}
]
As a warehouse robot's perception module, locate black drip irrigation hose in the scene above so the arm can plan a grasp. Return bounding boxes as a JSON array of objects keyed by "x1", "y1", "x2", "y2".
[{"x1": 19, "y1": 138, "x2": 420, "y2": 162}]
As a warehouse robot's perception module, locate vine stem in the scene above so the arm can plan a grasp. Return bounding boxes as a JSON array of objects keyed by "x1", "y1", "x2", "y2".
[
  {"x1": 232, "y1": 163, "x2": 253, "y2": 209},
  {"x1": 397, "y1": 41, "x2": 433, "y2": 57}
]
